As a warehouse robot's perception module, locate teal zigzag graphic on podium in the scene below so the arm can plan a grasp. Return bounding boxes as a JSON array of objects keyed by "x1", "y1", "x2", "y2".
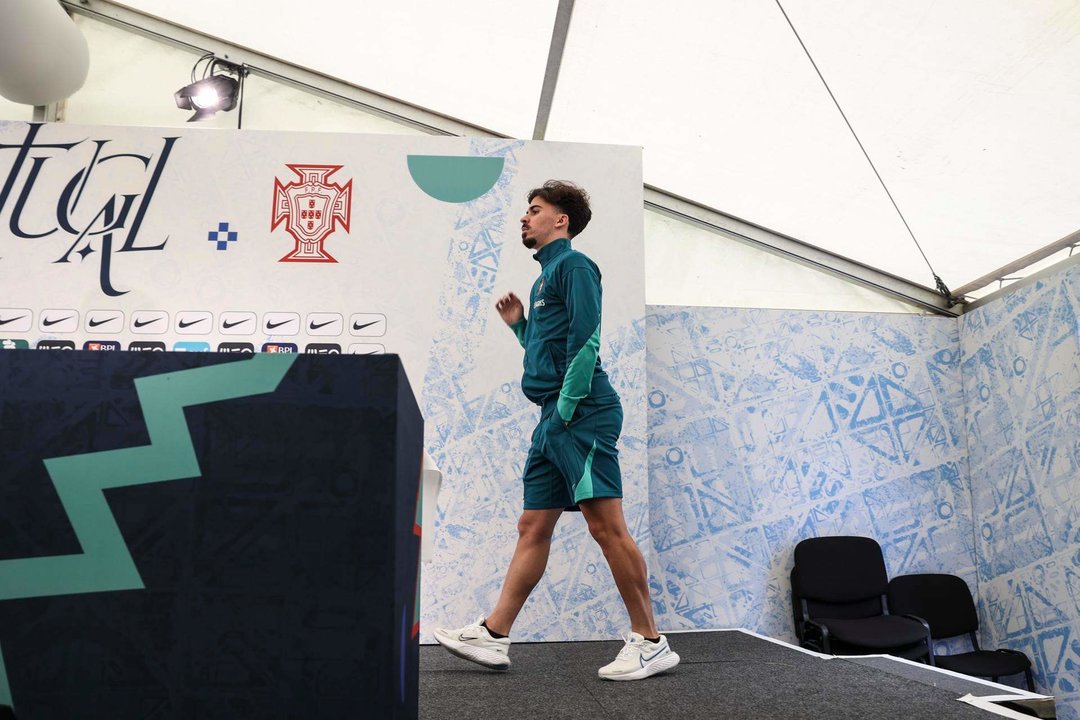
[{"x1": 0, "y1": 353, "x2": 296, "y2": 710}]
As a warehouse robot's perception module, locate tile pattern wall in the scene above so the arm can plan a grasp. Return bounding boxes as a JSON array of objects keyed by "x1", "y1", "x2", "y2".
[
  {"x1": 961, "y1": 263, "x2": 1080, "y2": 714},
  {"x1": 645, "y1": 308, "x2": 976, "y2": 640}
]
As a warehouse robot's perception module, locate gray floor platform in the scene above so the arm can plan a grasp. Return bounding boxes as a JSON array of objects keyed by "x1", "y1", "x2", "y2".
[{"x1": 420, "y1": 629, "x2": 1052, "y2": 720}]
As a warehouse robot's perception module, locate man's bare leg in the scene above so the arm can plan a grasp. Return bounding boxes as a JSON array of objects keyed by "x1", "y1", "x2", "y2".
[
  {"x1": 579, "y1": 498, "x2": 657, "y2": 638},
  {"x1": 483, "y1": 508, "x2": 563, "y2": 635}
]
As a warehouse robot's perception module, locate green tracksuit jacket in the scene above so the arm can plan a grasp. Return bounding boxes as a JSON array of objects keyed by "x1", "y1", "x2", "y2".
[{"x1": 509, "y1": 238, "x2": 616, "y2": 420}]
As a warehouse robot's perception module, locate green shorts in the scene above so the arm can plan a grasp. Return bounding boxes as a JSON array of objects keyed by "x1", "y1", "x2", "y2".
[{"x1": 523, "y1": 395, "x2": 624, "y2": 511}]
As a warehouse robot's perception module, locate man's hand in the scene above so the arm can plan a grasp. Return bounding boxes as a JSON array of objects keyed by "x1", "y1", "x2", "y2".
[{"x1": 495, "y1": 292, "x2": 525, "y2": 325}]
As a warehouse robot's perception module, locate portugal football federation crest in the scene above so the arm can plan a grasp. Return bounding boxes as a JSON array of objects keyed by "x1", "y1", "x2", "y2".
[{"x1": 272, "y1": 164, "x2": 353, "y2": 263}]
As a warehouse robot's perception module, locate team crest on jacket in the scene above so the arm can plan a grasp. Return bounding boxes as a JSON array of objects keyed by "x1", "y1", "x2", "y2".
[
  {"x1": 272, "y1": 164, "x2": 353, "y2": 263},
  {"x1": 534, "y1": 277, "x2": 547, "y2": 308}
]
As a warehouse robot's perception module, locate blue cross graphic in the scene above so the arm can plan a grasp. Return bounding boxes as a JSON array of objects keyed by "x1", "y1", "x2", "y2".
[{"x1": 208, "y1": 222, "x2": 238, "y2": 250}]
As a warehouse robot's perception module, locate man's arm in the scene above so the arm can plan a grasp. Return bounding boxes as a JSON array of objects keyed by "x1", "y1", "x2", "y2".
[
  {"x1": 496, "y1": 292, "x2": 527, "y2": 348},
  {"x1": 557, "y1": 265, "x2": 602, "y2": 423}
]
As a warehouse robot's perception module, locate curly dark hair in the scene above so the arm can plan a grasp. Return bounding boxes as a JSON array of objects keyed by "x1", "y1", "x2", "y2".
[{"x1": 527, "y1": 180, "x2": 592, "y2": 238}]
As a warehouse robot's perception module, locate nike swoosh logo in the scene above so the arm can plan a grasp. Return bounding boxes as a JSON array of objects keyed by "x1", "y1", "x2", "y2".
[
  {"x1": 266, "y1": 320, "x2": 294, "y2": 330},
  {"x1": 88, "y1": 317, "x2": 118, "y2": 328},
  {"x1": 458, "y1": 635, "x2": 479, "y2": 641},
  {"x1": 42, "y1": 316, "x2": 72, "y2": 327},
  {"x1": 133, "y1": 318, "x2": 161, "y2": 328},
  {"x1": 0, "y1": 315, "x2": 27, "y2": 326},
  {"x1": 178, "y1": 318, "x2": 206, "y2": 329},
  {"x1": 309, "y1": 320, "x2": 337, "y2": 330},
  {"x1": 222, "y1": 319, "x2": 250, "y2": 329},
  {"x1": 640, "y1": 645, "x2": 668, "y2": 665},
  {"x1": 352, "y1": 320, "x2": 380, "y2": 331}
]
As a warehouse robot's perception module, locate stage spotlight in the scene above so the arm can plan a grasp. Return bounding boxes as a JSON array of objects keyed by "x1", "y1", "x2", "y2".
[
  {"x1": 175, "y1": 55, "x2": 245, "y2": 123},
  {"x1": 175, "y1": 74, "x2": 238, "y2": 121}
]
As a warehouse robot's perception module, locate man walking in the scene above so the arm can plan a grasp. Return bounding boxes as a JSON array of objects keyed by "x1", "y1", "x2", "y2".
[{"x1": 434, "y1": 181, "x2": 679, "y2": 681}]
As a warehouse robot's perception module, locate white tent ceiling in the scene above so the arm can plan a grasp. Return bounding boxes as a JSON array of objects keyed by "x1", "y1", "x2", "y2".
[
  {"x1": 551, "y1": 0, "x2": 1080, "y2": 296},
  {"x1": 4, "y1": 0, "x2": 1079, "y2": 307},
  {"x1": 111, "y1": 0, "x2": 1080, "y2": 298}
]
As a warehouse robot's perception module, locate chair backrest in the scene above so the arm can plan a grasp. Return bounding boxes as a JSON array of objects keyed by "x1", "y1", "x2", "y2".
[
  {"x1": 792, "y1": 536, "x2": 889, "y2": 622},
  {"x1": 887, "y1": 573, "x2": 979, "y2": 639},
  {"x1": 794, "y1": 536, "x2": 888, "y2": 601}
]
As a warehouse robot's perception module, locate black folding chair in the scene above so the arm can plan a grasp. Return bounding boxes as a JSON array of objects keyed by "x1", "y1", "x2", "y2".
[
  {"x1": 791, "y1": 536, "x2": 933, "y2": 663},
  {"x1": 888, "y1": 573, "x2": 1034, "y2": 691}
]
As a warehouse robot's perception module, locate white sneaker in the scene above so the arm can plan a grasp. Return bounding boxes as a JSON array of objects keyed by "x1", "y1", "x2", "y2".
[
  {"x1": 598, "y1": 632, "x2": 680, "y2": 681},
  {"x1": 433, "y1": 617, "x2": 511, "y2": 670}
]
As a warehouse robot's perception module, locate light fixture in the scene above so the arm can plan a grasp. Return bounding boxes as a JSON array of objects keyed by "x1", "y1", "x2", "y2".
[{"x1": 175, "y1": 54, "x2": 246, "y2": 124}]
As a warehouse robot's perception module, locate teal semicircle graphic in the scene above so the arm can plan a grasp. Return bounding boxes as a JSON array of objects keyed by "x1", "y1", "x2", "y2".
[{"x1": 407, "y1": 155, "x2": 505, "y2": 203}]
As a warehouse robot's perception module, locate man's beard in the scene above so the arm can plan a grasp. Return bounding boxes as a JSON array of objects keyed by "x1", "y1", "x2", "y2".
[{"x1": 522, "y1": 234, "x2": 537, "y2": 249}]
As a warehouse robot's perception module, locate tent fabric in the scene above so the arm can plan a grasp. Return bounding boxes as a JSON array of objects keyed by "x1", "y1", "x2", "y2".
[
  {"x1": 103, "y1": 0, "x2": 1080, "y2": 296},
  {"x1": 2, "y1": 1, "x2": 1079, "y2": 306}
]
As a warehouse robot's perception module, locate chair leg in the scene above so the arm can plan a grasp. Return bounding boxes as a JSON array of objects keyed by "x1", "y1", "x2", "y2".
[
  {"x1": 918, "y1": 636, "x2": 935, "y2": 666},
  {"x1": 1024, "y1": 668, "x2": 1034, "y2": 692}
]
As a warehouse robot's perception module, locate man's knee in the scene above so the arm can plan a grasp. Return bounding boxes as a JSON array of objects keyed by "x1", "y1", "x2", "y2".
[
  {"x1": 584, "y1": 515, "x2": 628, "y2": 548},
  {"x1": 517, "y1": 512, "x2": 557, "y2": 543},
  {"x1": 580, "y1": 500, "x2": 628, "y2": 545}
]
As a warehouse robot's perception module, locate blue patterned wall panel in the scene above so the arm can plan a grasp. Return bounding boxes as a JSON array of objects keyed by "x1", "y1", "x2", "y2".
[
  {"x1": 961, "y1": 262, "x2": 1080, "y2": 715},
  {"x1": 646, "y1": 307, "x2": 975, "y2": 643}
]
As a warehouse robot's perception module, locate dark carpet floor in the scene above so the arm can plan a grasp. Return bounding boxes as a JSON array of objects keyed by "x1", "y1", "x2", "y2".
[{"x1": 420, "y1": 630, "x2": 1034, "y2": 720}]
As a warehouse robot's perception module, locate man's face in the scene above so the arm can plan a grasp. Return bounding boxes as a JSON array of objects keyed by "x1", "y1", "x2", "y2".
[{"x1": 520, "y1": 197, "x2": 567, "y2": 250}]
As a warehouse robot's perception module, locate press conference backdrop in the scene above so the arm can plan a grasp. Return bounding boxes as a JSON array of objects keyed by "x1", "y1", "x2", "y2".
[{"x1": 0, "y1": 121, "x2": 648, "y2": 644}]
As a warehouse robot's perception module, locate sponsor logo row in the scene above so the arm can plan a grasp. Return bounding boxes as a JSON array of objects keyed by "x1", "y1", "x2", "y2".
[
  {"x1": 1, "y1": 339, "x2": 384, "y2": 354},
  {"x1": 0, "y1": 310, "x2": 385, "y2": 337}
]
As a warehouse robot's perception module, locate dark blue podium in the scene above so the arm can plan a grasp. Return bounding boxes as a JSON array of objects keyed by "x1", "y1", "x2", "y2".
[{"x1": 0, "y1": 351, "x2": 422, "y2": 719}]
